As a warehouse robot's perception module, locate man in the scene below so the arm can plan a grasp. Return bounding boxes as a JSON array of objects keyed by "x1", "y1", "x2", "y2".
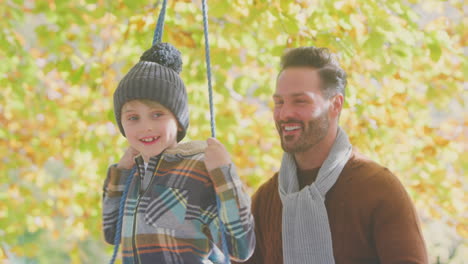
[{"x1": 240, "y1": 47, "x2": 428, "y2": 264}]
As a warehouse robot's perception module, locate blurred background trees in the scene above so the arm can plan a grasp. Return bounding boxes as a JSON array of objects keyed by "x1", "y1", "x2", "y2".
[{"x1": 1, "y1": 0, "x2": 466, "y2": 263}]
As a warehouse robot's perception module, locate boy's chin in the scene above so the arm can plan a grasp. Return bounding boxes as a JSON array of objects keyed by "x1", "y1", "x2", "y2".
[{"x1": 140, "y1": 151, "x2": 163, "y2": 161}]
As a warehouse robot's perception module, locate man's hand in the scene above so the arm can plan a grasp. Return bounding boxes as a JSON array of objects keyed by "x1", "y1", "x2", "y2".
[
  {"x1": 117, "y1": 147, "x2": 139, "y2": 169},
  {"x1": 204, "y1": 138, "x2": 231, "y2": 172}
]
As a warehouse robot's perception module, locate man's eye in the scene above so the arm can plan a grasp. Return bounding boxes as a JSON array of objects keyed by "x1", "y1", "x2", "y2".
[{"x1": 274, "y1": 101, "x2": 283, "y2": 105}]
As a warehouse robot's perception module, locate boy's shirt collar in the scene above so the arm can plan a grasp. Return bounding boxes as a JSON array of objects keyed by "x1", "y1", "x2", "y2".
[
  {"x1": 131, "y1": 140, "x2": 208, "y2": 181},
  {"x1": 134, "y1": 154, "x2": 162, "y2": 192},
  {"x1": 134, "y1": 154, "x2": 161, "y2": 176}
]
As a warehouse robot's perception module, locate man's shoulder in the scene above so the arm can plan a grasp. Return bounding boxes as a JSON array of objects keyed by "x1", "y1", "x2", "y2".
[
  {"x1": 252, "y1": 173, "x2": 279, "y2": 201},
  {"x1": 258, "y1": 173, "x2": 279, "y2": 190},
  {"x1": 345, "y1": 150, "x2": 403, "y2": 190},
  {"x1": 344, "y1": 150, "x2": 388, "y2": 177}
]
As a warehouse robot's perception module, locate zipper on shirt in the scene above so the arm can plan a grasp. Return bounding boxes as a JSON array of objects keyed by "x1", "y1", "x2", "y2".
[
  {"x1": 132, "y1": 155, "x2": 164, "y2": 264},
  {"x1": 131, "y1": 170, "x2": 140, "y2": 264}
]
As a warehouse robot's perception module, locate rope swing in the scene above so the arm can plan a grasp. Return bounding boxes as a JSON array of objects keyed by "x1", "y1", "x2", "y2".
[{"x1": 154, "y1": 0, "x2": 216, "y2": 137}]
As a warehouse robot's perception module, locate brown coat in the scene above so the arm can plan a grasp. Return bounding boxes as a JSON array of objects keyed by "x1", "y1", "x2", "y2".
[{"x1": 239, "y1": 151, "x2": 428, "y2": 264}]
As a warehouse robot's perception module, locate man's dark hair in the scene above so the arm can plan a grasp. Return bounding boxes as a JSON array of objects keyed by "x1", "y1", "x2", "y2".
[{"x1": 280, "y1": 47, "x2": 347, "y2": 99}]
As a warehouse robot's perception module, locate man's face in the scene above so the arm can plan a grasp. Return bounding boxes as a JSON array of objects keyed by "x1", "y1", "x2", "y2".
[{"x1": 273, "y1": 67, "x2": 331, "y2": 153}]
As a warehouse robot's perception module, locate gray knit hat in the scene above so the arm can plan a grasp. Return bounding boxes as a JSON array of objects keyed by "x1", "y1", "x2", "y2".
[{"x1": 113, "y1": 43, "x2": 189, "y2": 142}]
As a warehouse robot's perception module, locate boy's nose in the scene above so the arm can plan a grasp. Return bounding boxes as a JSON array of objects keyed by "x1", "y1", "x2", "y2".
[
  {"x1": 139, "y1": 122, "x2": 153, "y2": 132},
  {"x1": 145, "y1": 125, "x2": 153, "y2": 131}
]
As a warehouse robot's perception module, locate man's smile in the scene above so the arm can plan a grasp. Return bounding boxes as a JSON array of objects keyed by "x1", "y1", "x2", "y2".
[{"x1": 280, "y1": 123, "x2": 303, "y2": 136}]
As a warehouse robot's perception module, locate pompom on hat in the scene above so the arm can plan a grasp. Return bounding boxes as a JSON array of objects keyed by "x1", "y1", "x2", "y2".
[{"x1": 113, "y1": 43, "x2": 189, "y2": 142}]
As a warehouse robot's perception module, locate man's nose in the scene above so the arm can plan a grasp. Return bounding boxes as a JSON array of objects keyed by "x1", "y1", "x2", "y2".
[{"x1": 278, "y1": 104, "x2": 295, "y2": 121}]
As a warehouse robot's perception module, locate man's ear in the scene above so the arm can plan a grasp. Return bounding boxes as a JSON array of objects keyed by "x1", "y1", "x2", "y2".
[{"x1": 330, "y1": 93, "x2": 344, "y2": 118}]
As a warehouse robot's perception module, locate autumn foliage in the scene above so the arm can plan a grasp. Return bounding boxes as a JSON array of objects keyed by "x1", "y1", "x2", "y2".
[{"x1": 1, "y1": 0, "x2": 466, "y2": 263}]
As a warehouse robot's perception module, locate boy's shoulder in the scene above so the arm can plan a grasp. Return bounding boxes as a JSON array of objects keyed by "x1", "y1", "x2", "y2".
[{"x1": 164, "y1": 140, "x2": 207, "y2": 157}]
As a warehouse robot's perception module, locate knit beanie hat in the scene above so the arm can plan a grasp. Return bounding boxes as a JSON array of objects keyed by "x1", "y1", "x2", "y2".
[{"x1": 113, "y1": 43, "x2": 189, "y2": 142}]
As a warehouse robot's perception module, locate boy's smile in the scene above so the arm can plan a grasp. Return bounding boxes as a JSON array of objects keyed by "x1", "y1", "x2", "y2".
[
  {"x1": 121, "y1": 100, "x2": 179, "y2": 162},
  {"x1": 140, "y1": 136, "x2": 161, "y2": 145}
]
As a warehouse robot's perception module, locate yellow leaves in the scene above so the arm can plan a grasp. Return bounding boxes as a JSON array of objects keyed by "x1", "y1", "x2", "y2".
[
  {"x1": 422, "y1": 145, "x2": 437, "y2": 156},
  {"x1": 52, "y1": 229, "x2": 60, "y2": 240},
  {"x1": 59, "y1": 44, "x2": 74, "y2": 55},
  {"x1": 428, "y1": 206, "x2": 442, "y2": 220},
  {"x1": 456, "y1": 222, "x2": 468, "y2": 238},
  {"x1": 25, "y1": 216, "x2": 41, "y2": 233},
  {"x1": 450, "y1": 192, "x2": 467, "y2": 216},
  {"x1": 102, "y1": 68, "x2": 118, "y2": 95},
  {"x1": 0, "y1": 0, "x2": 464, "y2": 261},
  {"x1": 410, "y1": 181, "x2": 432, "y2": 196},
  {"x1": 12, "y1": 30, "x2": 25, "y2": 46},
  {"x1": 7, "y1": 184, "x2": 18, "y2": 198},
  {"x1": 47, "y1": 0, "x2": 57, "y2": 11},
  {"x1": 349, "y1": 14, "x2": 367, "y2": 43},
  {"x1": 423, "y1": 125, "x2": 435, "y2": 135},
  {"x1": 66, "y1": 32, "x2": 77, "y2": 41},
  {"x1": 73, "y1": 221, "x2": 89, "y2": 240},
  {"x1": 100, "y1": 16, "x2": 119, "y2": 40},
  {"x1": 134, "y1": 17, "x2": 147, "y2": 32},
  {"x1": 6, "y1": 119, "x2": 20, "y2": 132},
  {"x1": 390, "y1": 92, "x2": 407, "y2": 107},
  {"x1": 439, "y1": 118, "x2": 465, "y2": 140},
  {"x1": 425, "y1": 16, "x2": 451, "y2": 32},
  {"x1": 434, "y1": 136, "x2": 450, "y2": 147},
  {"x1": 29, "y1": 48, "x2": 45, "y2": 58},
  {"x1": 0, "y1": 203, "x2": 6, "y2": 219},
  {"x1": 128, "y1": 15, "x2": 155, "y2": 33},
  {"x1": 333, "y1": 1, "x2": 346, "y2": 10},
  {"x1": 6, "y1": 70, "x2": 22, "y2": 82},
  {"x1": 171, "y1": 29, "x2": 197, "y2": 48}
]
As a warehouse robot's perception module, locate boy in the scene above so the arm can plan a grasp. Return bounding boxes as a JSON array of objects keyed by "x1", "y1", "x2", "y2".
[{"x1": 102, "y1": 43, "x2": 255, "y2": 263}]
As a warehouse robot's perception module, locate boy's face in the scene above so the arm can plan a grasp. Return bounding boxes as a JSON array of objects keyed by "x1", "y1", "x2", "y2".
[{"x1": 121, "y1": 100, "x2": 179, "y2": 162}]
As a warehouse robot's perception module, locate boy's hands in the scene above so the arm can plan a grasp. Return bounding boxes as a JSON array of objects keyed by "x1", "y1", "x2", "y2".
[
  {"x1": 204, "y1": 138, "x2": 231, "y2": 172},
  {"x1": 117, "y1": 147, "x2": 140, "y2": 169},
  {"x1": 118, "y1": 140, "x2": 231, "y2": 171}
]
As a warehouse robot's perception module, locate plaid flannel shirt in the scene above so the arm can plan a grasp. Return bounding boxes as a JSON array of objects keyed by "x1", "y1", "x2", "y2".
[{"x1": 102, "y1": 141, "x2": 255, "y2": 264}]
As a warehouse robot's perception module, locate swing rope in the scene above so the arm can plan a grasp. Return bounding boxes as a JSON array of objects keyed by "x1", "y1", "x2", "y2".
[
  {"x1": 152, "y1": 0, "x2": 168, "y2": 45},
  {"x1": 202, "y1": 0, "x2": 216, "y2": 139},
  {"x1": 109, "y1": 1, "x2": 230, "y2": 263},
  {"x1": 201, "y1": 1, "x2": 230, "y2": 262},
  {"x1": 109, "y1": 168, "x2": 135, "y2": 264}
]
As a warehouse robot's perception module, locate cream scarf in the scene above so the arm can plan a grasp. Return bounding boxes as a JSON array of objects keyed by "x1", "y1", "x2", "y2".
[{"x1": 279, "y1": 127, "x2": 352, "y2": 264}]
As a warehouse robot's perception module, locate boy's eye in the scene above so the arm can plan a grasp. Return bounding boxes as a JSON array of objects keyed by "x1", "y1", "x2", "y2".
[
  {"x1": 152, "y1": 112, "x2": 163, "y2": 118},
  {"x1": 128, "y1": 116, "x2": 139, "y2": 121}
]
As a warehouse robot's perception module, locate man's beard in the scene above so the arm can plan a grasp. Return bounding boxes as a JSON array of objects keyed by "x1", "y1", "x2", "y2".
[{"x1": 276, "y1": 112, "x2": 329, "y2": 153}]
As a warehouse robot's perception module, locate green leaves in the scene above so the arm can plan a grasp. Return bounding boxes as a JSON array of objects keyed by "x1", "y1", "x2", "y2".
[
  {"x1": 427, "y1": 33, "x2": 443, "y2": 62},
  {"x1": 363, "y1": 30, "x2": 385, "y2": 55},
  {"x1": 1, "y1": 0, "x2": 466, "y2": 263}
]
